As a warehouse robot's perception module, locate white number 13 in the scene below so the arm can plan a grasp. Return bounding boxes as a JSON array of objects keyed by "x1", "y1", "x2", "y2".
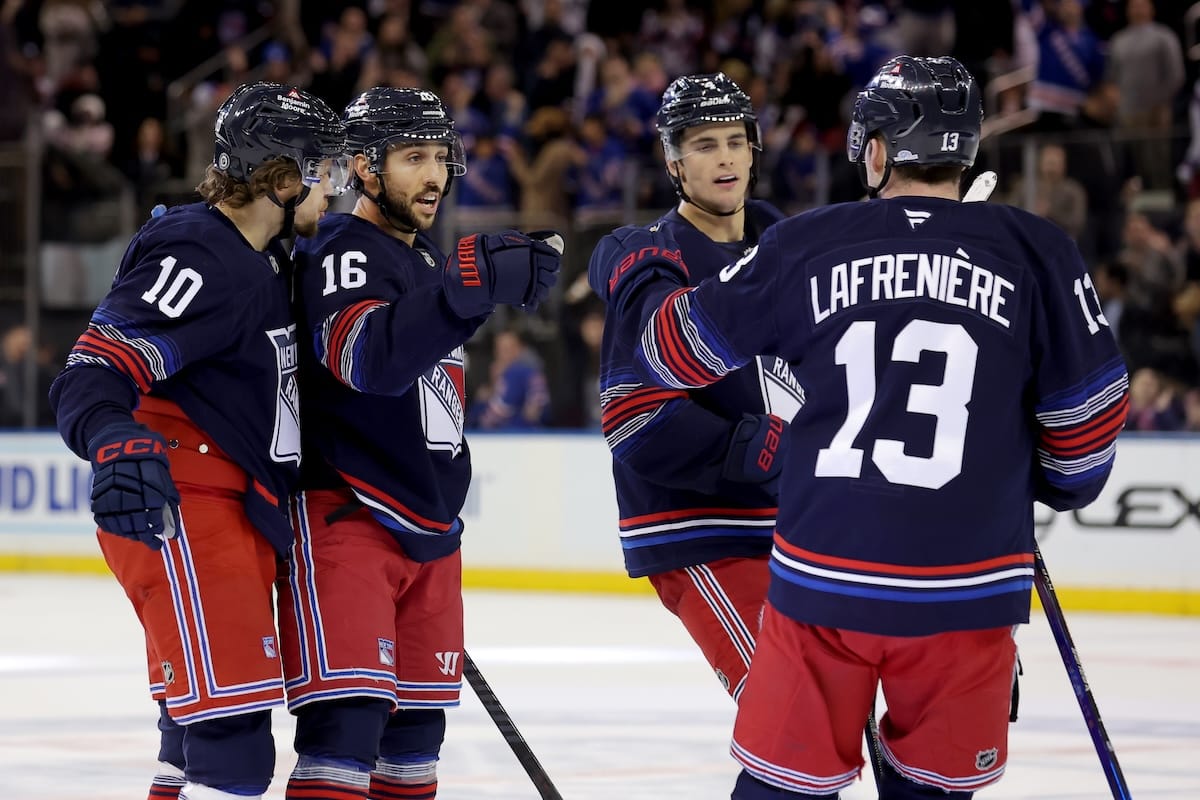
[{"x1": 815, "y1": 319, "x2": 978, "y2": 490}]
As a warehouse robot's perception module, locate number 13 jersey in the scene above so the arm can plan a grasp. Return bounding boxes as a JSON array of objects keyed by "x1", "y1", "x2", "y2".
[{"x1": 637, "y1": 197, "x2": 1129, "y2": 636}]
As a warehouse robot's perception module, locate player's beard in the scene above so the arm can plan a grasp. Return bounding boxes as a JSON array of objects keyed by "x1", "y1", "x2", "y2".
[{"x1": 382, "y1": 181, "x2": 440, "y2": 233}]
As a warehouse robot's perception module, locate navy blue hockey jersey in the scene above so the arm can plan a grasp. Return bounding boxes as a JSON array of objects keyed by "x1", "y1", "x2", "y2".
[
  {"x1": 588, "y1": 200, "x2": 805, "y2": 578},
  {"x1": 636, "y1": 197, "x2": 1129, "y2": 636},
  {"x1": 50, "y1": 203, "x2": 301, "y2": 552},
  {"x1": 293, "y1": 213, "x2": 486, "y2": 562}
]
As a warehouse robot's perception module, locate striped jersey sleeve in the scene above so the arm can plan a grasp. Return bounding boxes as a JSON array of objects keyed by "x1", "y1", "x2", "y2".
[
  {"x1": 1030, "y1": 237, "x2": 1129, "y2": 510},
  {"x1": 1033, "y1": 356, "x2": 1128, "y2": 500},
  {"x1": 65, "y1": 306, "x2": 180, "y2": 393},
  {"x1": 636, "y1": 236, "x2": 784, "y2": 393},
  {"x1": 315, "y1": 299, "x2": 388, "y2": 391}
]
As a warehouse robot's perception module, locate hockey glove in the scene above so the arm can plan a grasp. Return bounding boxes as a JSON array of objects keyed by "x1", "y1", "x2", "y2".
[
  {"x1": 87, "y1": 421, "x2": 181, "y2": 550},
  {"x1": 722, "y1": 414, "x2": 787, "y2": 496},
  {"x1": 443, "y1": 230, "x2": 563, "y2": 318}
]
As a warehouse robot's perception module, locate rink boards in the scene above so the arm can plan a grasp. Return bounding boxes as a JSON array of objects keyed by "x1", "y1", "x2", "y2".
[{"x1": 1, "y1": 431, "x2": 1198, "y2": 615}]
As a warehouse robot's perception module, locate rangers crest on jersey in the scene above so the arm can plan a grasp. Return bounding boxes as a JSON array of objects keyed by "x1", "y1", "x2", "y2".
[
  {"x1": 756, "y1": 356, "x2": 805, "y2": 421},
  {"x1": 267, "y1": 324, "x2": 301, "y2": 464},
  {"x1": 419, "y1": 345, "x2": 466, "y2": 456}
]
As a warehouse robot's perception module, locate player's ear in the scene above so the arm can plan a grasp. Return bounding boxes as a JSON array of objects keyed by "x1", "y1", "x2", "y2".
[{"x1": 353, "y1": 152, "x2": 375, "y2": 188}]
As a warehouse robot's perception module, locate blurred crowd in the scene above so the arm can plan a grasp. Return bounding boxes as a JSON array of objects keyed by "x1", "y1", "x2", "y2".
[{"x1": 2, "y1": 0, "x2": 1200, "y2": 431}]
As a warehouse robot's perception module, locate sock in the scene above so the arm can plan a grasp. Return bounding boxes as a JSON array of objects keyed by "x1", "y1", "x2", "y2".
[
  {"x1": 149, "y1": 760, "x2": 185, "y2": 799},
  {"x1": 285, "y1": 754, "x2": 371, "y2": 800},
  {"x1": 368, "y1": 772, "x2": 436, "y2": 800},
  {"x1": 370, "y1": 759, "x2": 438, "y2": 800}
]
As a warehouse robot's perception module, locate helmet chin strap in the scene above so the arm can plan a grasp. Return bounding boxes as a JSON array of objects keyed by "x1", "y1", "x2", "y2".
[
  {"x1": 857, "y1": 160, "x2": 893, "y2": 199},
  {"x1": 267, "y1": 184, "x2": 310, "y2": 238},
  {"x1": 364, "y1": 174, "x2": 417, "y2": 235}
]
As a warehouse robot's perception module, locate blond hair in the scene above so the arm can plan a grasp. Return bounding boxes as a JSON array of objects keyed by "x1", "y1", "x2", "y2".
[{"x1": 195, "y1": 157, "x2": 301, "y2": 208}]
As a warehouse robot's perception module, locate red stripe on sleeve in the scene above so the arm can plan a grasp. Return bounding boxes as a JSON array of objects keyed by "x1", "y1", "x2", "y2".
[
  {"x1": 74, "y1": 331, "x2": 154, "y2": 392},
  {"x1": 651, "y1": 290, "x2": 717, "y2": 388}
]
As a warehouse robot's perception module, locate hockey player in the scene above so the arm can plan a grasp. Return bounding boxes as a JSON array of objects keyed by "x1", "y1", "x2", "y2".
[
  {"x1": 48, "y1": 82, "x2": 348, "y2": 800},
  {"x1": 633, "y1": 57, "x2": 1129, "y2": 799},
  {"x1": 276, "y1": 87, "x2": 561, "y2": 800},
  {"x1": 585, "y1": 72, "x2": 800, "y2": 701}
]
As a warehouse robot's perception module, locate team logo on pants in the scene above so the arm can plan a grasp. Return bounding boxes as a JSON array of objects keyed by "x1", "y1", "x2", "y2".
[
  {"x1": 435, "y1": 651, "x2": 460, "y2": 676},
  {"x1": 975, "y1": 748, "x2": 999, "y2": 771},
  {"x1": 378, "y1": 638, "x2": 395, "y2": 667}
]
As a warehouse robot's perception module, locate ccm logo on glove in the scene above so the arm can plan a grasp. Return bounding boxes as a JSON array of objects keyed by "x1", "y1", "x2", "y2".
[{"x1": 94, "y1": 437, "x2": 169, "y2": 463}]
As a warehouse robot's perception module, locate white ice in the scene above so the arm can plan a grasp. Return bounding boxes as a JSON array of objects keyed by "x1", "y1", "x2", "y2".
[{"x1": 1, "y1": 574, "x2": 1197, "y2": 799}]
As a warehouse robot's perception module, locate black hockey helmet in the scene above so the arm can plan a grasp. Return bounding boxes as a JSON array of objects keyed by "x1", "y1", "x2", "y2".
[
  {"x1": 213, "y1": 82, "x2": 348, "y2": 189},
  {"x1": 847, "y1": 56, "x2": 982, "y2": 194},
  {"x1": 656, "y1": 72, "x2": 762, "y2": 208},
  {"x1": 342, "y1": 86, "x2": 467, "y2": 190}
]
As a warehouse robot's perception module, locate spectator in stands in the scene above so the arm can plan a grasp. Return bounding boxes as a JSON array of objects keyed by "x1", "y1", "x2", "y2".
[
  {"x1": 504, "y1": 106, "x2": 579, "y2": 231},
  {"x1": 470, "y1": 328, "x2": 551, "y2": 430},
  {"x1": 526, "y1": 34, "x2": 576, "y2": 111},
  {"x1": 772, "y1": 123, "x2": 823, "y2": 214},
  {"x1": 1127, "y1": 366, "x2": 1185, "y2": 430},
  {"x1": 360, "y1": 12, "x2": 429, "y2": 88},
  {"x1": 1028, "y1": 0, "x2": 1105, "y2": 131},
  {"x1": 309, "y1": 5, "x2": 373, "y2": 110},
  {"x1": 457, "y1": 131, "x2": 518, "y2": 210},
  {"x1": 1108, "y1": 0, "x2": 1185, "y2": 191},
  {"x1": 585, "y1": 53, "x2": 658, "y2": 154},
  {"x1": 473, "y1": 60, "x2": 527, "y2": 138},
  {"x1": 571, "y1": 112, "x2": 626, "y2": 223},
  {"x1": 1093, "y1": 260, "x2": 1130, "y2": 344},
  {"x1": 1005, "y1": 142, "x2": 1088, "y2": 241},
  {"x1": 122, "y1": 117, "x2": 174, "y2": 221},
  {"x1": 0, "y1": 322, "x2": 55, "y2": 427},
  {"x1": 638, "y1": 0, "x2": 705, "y2": 78},
  {"x1": 1066, "y1": 81, "x2": 1135, "y2": 262}
]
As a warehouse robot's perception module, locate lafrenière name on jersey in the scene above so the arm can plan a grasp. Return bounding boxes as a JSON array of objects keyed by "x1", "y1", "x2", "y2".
[{"x1": 810, "y1": 249, "x2": 1014, "y2": 328}]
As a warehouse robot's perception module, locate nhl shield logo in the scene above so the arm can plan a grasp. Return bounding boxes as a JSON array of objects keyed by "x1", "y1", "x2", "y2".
[
  {"x1": 161, "y1": 661, "x2": 175, "y2": 686},
  {"x1": 975, "y1": 748, "x2": 999, "y2": 771},
  {"x1": 378, "y1": 638, "x2": 395, "y2": 667}
]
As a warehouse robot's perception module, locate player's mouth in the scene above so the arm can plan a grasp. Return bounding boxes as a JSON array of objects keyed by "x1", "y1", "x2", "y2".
[
  {"x1": 415, "y1": 192, "x2": 440, "y2": 213},
  {"x1": 714, "y1": 174, "x2": 739, "y2": 187}
]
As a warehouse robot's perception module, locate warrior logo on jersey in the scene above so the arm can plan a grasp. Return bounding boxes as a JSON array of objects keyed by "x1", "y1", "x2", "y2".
[
  {"x1": 418, "y1": 345, "x2": 466, "y2": 457},
  {"x1": 266, "y1": 324, "x2": 301, "y2": 464},
  {"x1": 756, "y1": 356, "x2": 805, "y2": 422}
]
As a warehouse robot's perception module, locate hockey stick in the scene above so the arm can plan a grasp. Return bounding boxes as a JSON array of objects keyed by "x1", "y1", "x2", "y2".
[
  {"x1": 1033, "y1": 543, "x2": 1133, "y2": 799},
  {"x1": 865, "y1": 704, "x2": 885, "y2": 790},
  {"x1": 462, "y1": 651, "x2": 564, "y2": 800}
]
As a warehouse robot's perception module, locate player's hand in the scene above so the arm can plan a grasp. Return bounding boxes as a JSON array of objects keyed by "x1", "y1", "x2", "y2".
[
  {"x1": 723, "y1": 414, "x2": 787, "y2": 495},
  {"x1": 87, "y1": 421, "x2": 181, "y2": 550},
  {"x1": 443, "y1": 230, "x2": 563, "y2": 318}
]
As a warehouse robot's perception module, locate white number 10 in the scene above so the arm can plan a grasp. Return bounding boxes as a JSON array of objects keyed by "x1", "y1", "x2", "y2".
[{"x1": 815, "y1": 319, "x2": 979, "y2": 490}]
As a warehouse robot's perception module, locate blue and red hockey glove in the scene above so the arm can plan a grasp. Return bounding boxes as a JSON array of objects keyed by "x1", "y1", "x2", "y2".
[
  {"x1": 443, "y1": 230, "x2": 563, "y2": 318},
  {"x1": 87, "y1": 421, "x2": 181, "y2": 550}
]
